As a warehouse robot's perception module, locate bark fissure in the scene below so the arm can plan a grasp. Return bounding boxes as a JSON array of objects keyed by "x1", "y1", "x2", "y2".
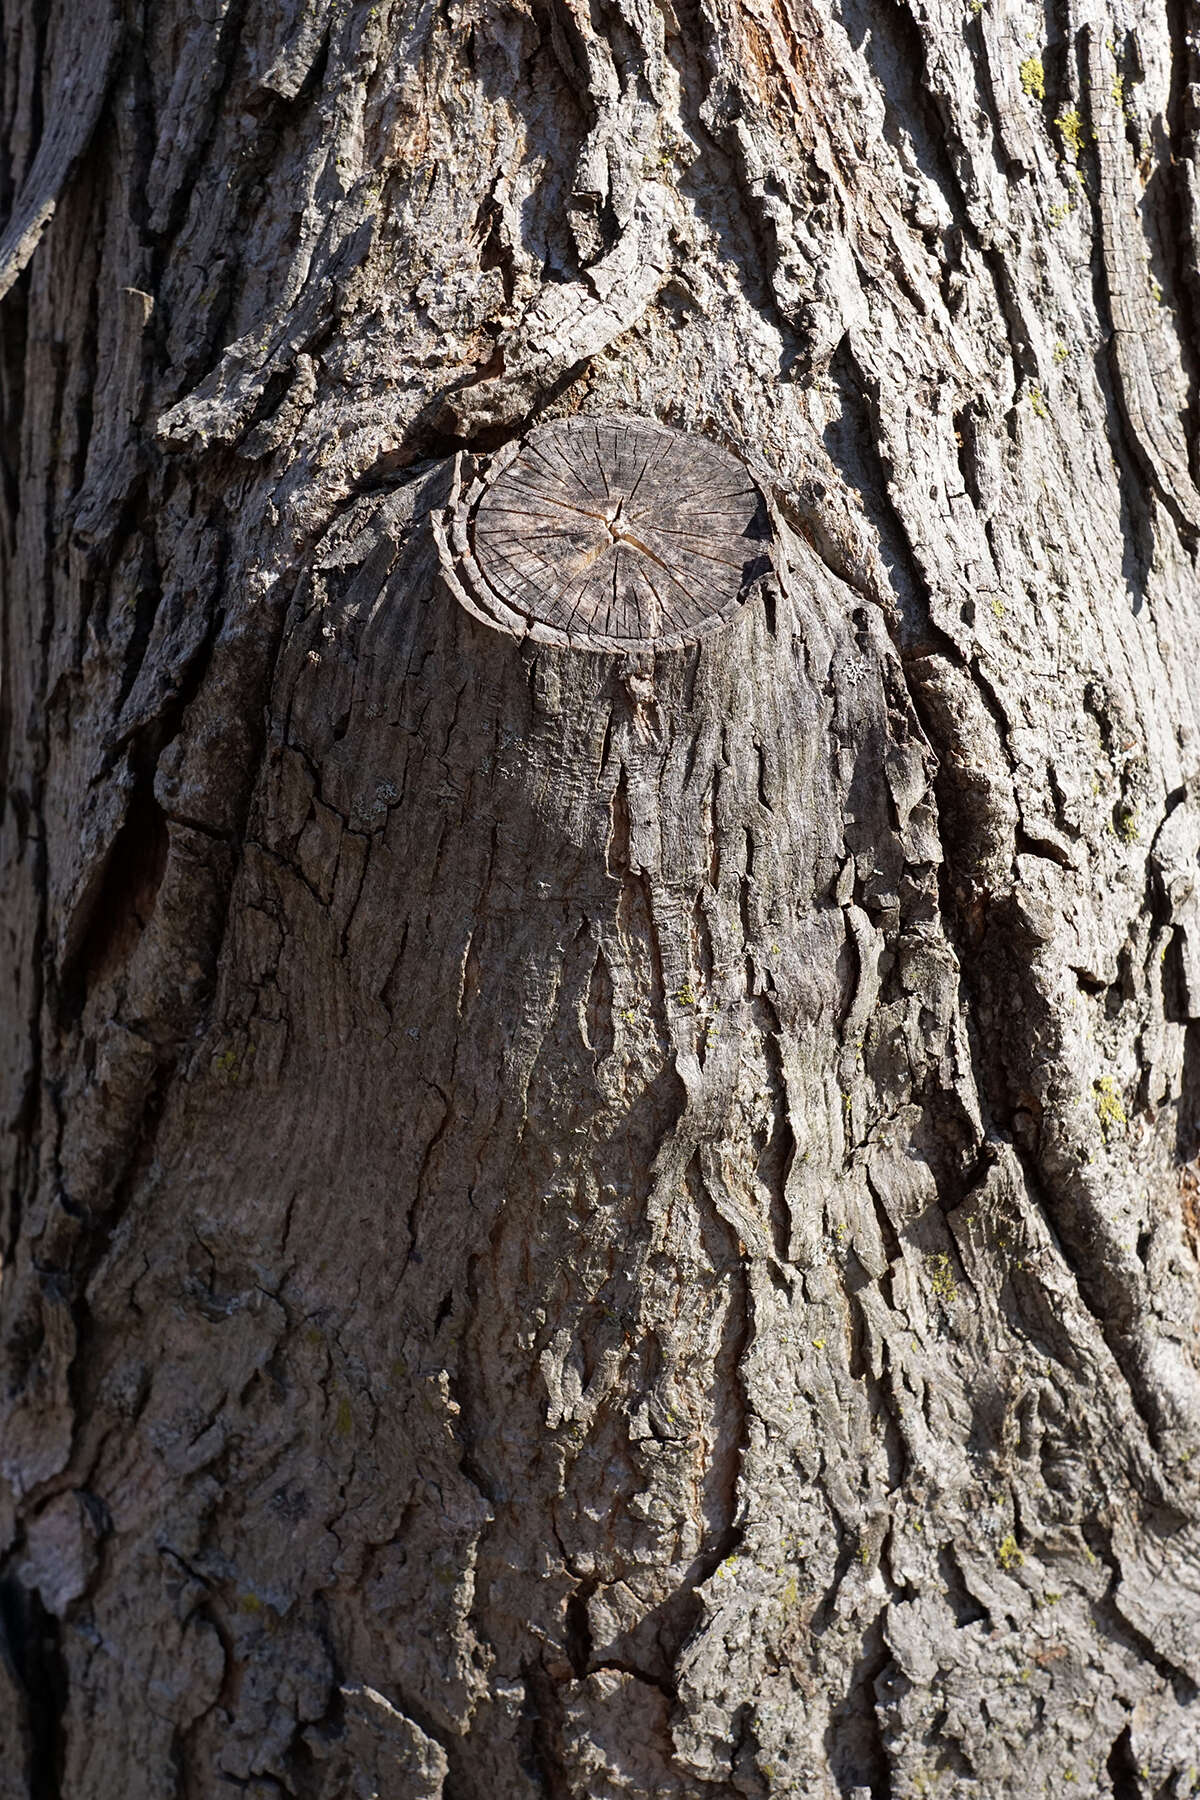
[{"x1": 7, "y1": 0, "x2": 1200, "y2": 1792}]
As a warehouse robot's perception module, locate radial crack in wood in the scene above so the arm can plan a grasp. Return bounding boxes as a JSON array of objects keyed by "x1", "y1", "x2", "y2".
[{"x1": 452, "y1": 416, "x2": 772, "y2": 651}]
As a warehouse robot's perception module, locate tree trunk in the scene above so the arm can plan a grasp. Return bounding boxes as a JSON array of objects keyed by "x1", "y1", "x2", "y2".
[{"x1": 3, "y1": 0, "x2": 1200, "y2": 1794}]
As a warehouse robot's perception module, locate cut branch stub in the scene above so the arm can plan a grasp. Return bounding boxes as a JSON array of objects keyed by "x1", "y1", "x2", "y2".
[{"x1": 439, "y1": 416, "x2": 773, "y2": 651}]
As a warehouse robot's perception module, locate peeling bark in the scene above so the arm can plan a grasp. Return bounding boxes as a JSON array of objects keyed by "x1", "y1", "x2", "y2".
[{"x1": 3, "y1": 0, "x2": 1200, "y2": 1794}]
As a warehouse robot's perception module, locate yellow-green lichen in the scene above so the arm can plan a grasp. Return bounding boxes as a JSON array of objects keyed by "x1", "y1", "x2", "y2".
[
  {"x1": 1095, "y1": 1075, "x2": 1126, "y2": 1141},
  {"x1": 1057, "y1": 107, "x2": 1086, "y2": 155},
  {"x1": 997, "y1": 1533, "x2": 1024, "y2": 1571},
  {"x1": 1020, "y1": 57, "x2": 1046, "y2": 101},
  {"x1": 925, "y1": 1251, "x2": 958, "y2": 1305}
]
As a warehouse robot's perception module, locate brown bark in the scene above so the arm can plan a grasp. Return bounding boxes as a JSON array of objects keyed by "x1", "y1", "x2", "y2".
[{"x1": 3, "y1": 0, "x2": 1200, "y2": 1795}]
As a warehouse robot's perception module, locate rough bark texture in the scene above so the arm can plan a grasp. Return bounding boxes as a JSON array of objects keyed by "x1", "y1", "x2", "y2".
[{"x1": 3, "y1": 0, "x2": 1200, "y2": 1795}]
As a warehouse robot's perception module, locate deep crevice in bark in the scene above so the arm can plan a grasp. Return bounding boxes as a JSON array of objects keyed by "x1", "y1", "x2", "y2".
[
  {"x1": 825, "y1": 1611, "x2": 892, "y2": 1798},
  {"x1": 0, "y1": 1568, "x2": 67, "y2": 1800},
  {"x1": 1105, "y1": 1722, "x2": 1140, "y2": 1800}
]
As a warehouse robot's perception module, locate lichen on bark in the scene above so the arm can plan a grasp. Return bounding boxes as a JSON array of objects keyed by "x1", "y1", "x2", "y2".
[{"x1": 2, "y1": 0, "x2": 1200, "y2": 1795}]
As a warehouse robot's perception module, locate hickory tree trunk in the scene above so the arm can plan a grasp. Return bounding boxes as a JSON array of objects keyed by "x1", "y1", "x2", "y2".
[{"x1": 3, "y1": 0, "x2": 1200, "y2": 1794}]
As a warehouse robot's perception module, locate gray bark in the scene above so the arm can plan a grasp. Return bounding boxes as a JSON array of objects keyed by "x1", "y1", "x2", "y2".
[{"x1": 2, "y1": 0, "x2": 1200, "y2": 1795}]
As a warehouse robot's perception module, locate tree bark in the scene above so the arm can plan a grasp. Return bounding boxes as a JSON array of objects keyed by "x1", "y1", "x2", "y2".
[{"x1": 3, "y1": 0, "x2": 1200, "y2": 1794}]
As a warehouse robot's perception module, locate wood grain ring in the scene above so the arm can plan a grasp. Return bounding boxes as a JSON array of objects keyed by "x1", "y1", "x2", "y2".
[{"x1": 459, "y1": 416, "x2": 772, "y2": 652}]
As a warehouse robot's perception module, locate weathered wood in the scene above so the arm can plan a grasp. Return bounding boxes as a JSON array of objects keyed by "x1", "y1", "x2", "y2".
[
  {"x1": 0, "y1": 1, "x2": 121, "y2": 301},
  {"x1": 466, "y1": 417, "x2": 771, "y2": 650}
]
